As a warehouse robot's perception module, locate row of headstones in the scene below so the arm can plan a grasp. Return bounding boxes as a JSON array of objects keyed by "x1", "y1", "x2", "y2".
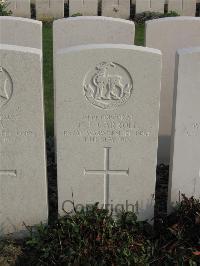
[
  {"x1": 3, "y1": 0, "x2": 200, "y2": 20},
  {"x1": 1, "y1": 15, "x2": 200, "y2": 236}
]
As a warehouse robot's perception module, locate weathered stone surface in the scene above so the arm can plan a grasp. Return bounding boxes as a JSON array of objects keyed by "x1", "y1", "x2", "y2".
[
  {"x1": 53, "y1": 16, "x2": 135, "y2": 52},
  {"x1": 168, "y1": 0, "x2": 196, "y2": 16},
  {"x1": 36, "y1": 0, "x2": 64, "y2": 20},
  {"x1": 135, "y1": 0, "x2": 150, "y2": 13},
  {"x1": 168, "y1": 0, "x2": 182, "y2": 14},
  {"x1": 169, "y1": 47, "x2": 200, "y2": 211},
  {"x1": 0, "y1": 45, "x2": 48, "y2": 236},
  {"x1": 55, "y1": 44, "x2": 161, "y2": 221},
  {"x1": 6, "y1": 0, "x2": 31, "y2": 18},
  {"x1": 135, "y1": 0, "x2": 165, "y2": 14},
  {"x1": 0, "y1": 17, "x2": 42, "y2": 49},
  {"x1": 182, "y1": 0, "x2": 196, "y2": 16},
  {"x1": 69, "y1": 0, "x2": 98, "y2": 16},
  {"x1": 102, "y1": 0, "x2": 130, "y2": 19},
  {"x1": 151, "y1": 0, "x2": 165, "y2": 13},
  {"x1": 146, "y1": 17, "x2": 200, "y2": 164}
]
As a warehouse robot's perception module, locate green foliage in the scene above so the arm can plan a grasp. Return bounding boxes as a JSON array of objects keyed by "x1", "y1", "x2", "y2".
[
  {"x1": 15, "y1": 196, "x2": 200, "y2": 265},
  {"x1": 134, "y1": 11, "x2": 179, "y2": 25},
  {"x1": 1, "y1": 196, "x2": 200, "y2": 265},
  {"x1": 0, "y1": 240, "x2": 22, "y2": 265},
  {"x1": 24, "y1": 204, "x2": 152, "y2": 265},
  {"x1": 151, "y1": 195, "x2": 200, "y2": 265},
  {"x1": 71, "y1": 13, "x2": 83, "y2": 17},
  {"x1": 0, "y1": 1, "x2": 12, "y2": 16}
]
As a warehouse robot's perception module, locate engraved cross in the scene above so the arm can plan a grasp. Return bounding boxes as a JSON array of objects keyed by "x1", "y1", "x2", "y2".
[{"x1": 84, "y1": 147, "x2": 129, "y2": 207}]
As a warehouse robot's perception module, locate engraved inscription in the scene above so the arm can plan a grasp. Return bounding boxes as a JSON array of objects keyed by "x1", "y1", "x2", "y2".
[
  {"x1": 0, "y1": 170, "x2": 17, "y2": 177},
  {"x1": 84, "y1": 62, "x2": 133, "y2": 109},
  {"x1": 0, "y1": 67, "x2": 13, "y2": 109},
  {"x1": 84, "y1": 147, "x2": 129, "y2": 207},
  {"x1": 63, "y1": 113, "x2": 151, "y2": 143},
  {"x1": 183, "y1": 122, "x2": 200, "y2": 137}
]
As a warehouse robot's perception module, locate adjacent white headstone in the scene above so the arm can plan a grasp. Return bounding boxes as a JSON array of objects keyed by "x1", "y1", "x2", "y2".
[
  {"x1": 182, "y1": 0, "x2": 196, "y2": 16},
  {"x1": 135, "y1": 0, "x2": 150, "y2": 13},
  {"x1": 69, "y1": 0, "x2": 98, "y2": 16},
  {"x1": 168, "y1": 0, "x2": 182, "y2": 14},
  {"x1": 169, "y1": 47, "x2": 200, "y2": 211},
  {"x1": 102, "y1": 0, "x2": 130, "y2": 19},
  {"x1": 0, "y1": 17, "x2": 42, "y2": 49},
  {"x1": 6, "y1": 0, "x2": 31, "y2": 18},
  {"x1": 0, "y1": 45, "x2": 48, "y2": 236},
  {"x1": 135, "y1": 0, "x2": 165, "y2": 14},
  {"x1": 151, "y1": 0, "x2": 165, "y2": 13},
  {"x1": 146, "y1": 17, "x2": 200, "y2": 164},
  {"x1": 53, "y1": 16, "x2": 135, "y2": 52},
  {"x1": 168, "y1": 0, "x2": 196, "y2": 16},
  {"x1": 36, "y1": 0, "x2": 64, "y2": 20},
  {"x1": 55, "y1": 44, "x2": 161, "y2": 221}
]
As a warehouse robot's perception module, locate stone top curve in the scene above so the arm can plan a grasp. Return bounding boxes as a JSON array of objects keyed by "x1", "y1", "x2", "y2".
[
  {"x1": 0, "y1": 44, "x2": 42, "y2": 57},
  {"x1": 146, "y1": 16, "x2": 200, "y2": 26},
  {"x1": 54, "y1": 16, "x2": 135, "y2": 26},
  {"x1": 57, "y1": 43, "x2": 162, "y2": 56},
  {"x1": 0, "y1": 16, "x2": 42, "y2": 25}
]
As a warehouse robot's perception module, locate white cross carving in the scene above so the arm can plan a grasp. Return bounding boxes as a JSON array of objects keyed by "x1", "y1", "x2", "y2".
[{"x1": 84, "y1": 147, "x2": 129, "y2": 207}]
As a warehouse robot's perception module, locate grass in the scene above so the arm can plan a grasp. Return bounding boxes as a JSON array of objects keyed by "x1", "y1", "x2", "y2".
[
  {"x1": 43, "y1": 23, "x2": 145, "y2": 137},
  {"x1": 43, "y1": 23, "x2": 54, "y2": 137},
  {"x1": 135, "y1": 24, "x2": 145, "y2": 46}
]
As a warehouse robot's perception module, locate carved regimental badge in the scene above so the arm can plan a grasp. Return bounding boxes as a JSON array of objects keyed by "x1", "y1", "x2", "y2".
[
  {"x1": 84, "y1": 62, "x2": 133, "y2": 109},
  {"x1": 0, "y1": 67, "x2": 13, "y2": 109}
]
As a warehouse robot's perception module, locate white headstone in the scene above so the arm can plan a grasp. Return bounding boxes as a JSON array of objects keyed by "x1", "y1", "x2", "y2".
[
  {"x1": 168, "y1": 0, "x2": 182, "y2": 14},
  {"x1": 168, "y1": 0, "x2": 196, "y2": 16},
  {"x1": 146, "y1": 17, "x2": 200, "y2": 164},
  {"x1": 135, "y1": 0, "x2": 150, "y2": 13},
  {"x1": 69, "y1": 0, "x2": 98, "y2": 16},
  {"x1": 0, "y1": 44, "x2": 48, "y2": 236},
  {"x1": 53, "y1": 16, "x2": 135, "y2": 52},
  {"x1": 169, "y1": 47, "x2": 200, "y2": 211},
  {"x1": 0, "y1": 17, "x2": 42, "y2": 49},
  {"x1": 182, "y1": 0, "x2": 196, "y2": 16},
  {"x1": 36, "y1": 0, "x2": 64, "y2": 20},
  {"x1": 6, "y1": 0, "x2": 31, "y2": 18},
  {"x1": 136, "y1": 0, "x2": 165, "y2": 14},
  {"x1": 55, "y1": 44, "x2": 161, "y2": 221},
  {"x1": 151, "y1": 0, "x2": 165, "y2": 13},
  {"x1": 101, "y1": 0, "x2": 130, "y2": 19}
]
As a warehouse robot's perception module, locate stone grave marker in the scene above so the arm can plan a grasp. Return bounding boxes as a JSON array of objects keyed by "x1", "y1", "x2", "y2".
[
  {"x1": 182, "y1": 0, "x2": 196, "y2": 16},
  {"x1": 53, "y1": 16, "x2": 135, "y2": 52},
  {"x1": 53, "y1": 16, "x2": 135, "y2": 138},
  {"x1": 36, "y1": 0, "x2": 64, "y2": 20},
  {"x1": 6, "y1": 0, "x2": 31, "y2": 18},
  {"x1": 135, "y1": 0, "x2": 165, "y2": 14},
  {"x1": 0, "y1": 44, "x2": 48, "y2": 236},
  {"x1": 168, "y1": 0, "x2": 183, "y2": 14},
  {"x1": 151, "y1": 0, "x2": 165, "y2": 13},
  {"x1": 0, "y1": 17, "x2": 42, "y2": 49},
  {"x1": 55, "y1": 44, "x2": 161, "y2": 221},
  {"x1": 69, "y1": 0, "x2": 98, "y2": 16},
  {"x1": 169, "y1": 47, "x2": 200, "y2": 211},
  {"x1": 135, "y1": 0, "x2": 150, "y2": 13},
  {"x1": 168, "y1": 0, "x2": 196, "y2": 16},
  {"x1": 101, "y1": 0, "x2": 130, "y2": 19},
  {"x1": 146, "y1": 17, "x2": 200, "y2": 164}
]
